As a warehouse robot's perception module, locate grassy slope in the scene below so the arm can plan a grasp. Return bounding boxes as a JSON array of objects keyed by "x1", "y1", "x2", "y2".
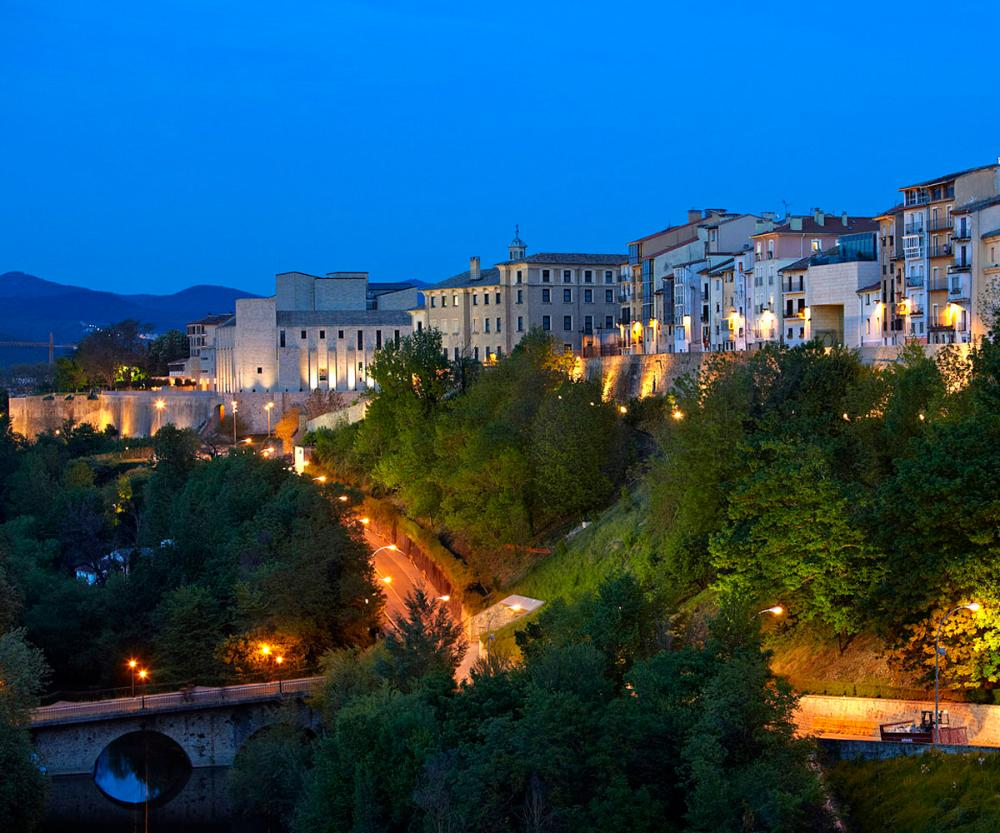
[{"x1": 828, "y1": 751, "x2": 1000, "y2": 833}]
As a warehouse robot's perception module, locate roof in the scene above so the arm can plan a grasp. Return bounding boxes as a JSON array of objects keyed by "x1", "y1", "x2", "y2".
[
  {"x1": 953, "y1": 195, "x2": 1000, "y2": 215},
  {"x1": 497, "y1": 253, "x2": 627, "y2": 266},
  {"x1": 874, "y1": 204, "x2": 904, "y2": 219},
  {"x1": 982, "y1": 227, "x2": 1000, "y2": 240},
  {"x1": 856, "y1": 282, "x2": 881, "y2": 293},
  {"x1": 899, "y1": 163, "x2": 999, "y2": 191},
  {"x1": 188, "y1": 313, "x2": 233, "y2": 326},
  {"x1": 754, "y1": 216, "x2": 878, "y2": 237},
  {"x1": 778, "y1": 255, "x2": 813, "y2": 273},
  {"x1": 428, "y1": 266, "x2": 502, "y2": 290},
  {"x1": 704, "y1": 258, "x2": 735, "y2": 276},
  {"x1": 275, "y1": 310, "x2": 411, "y2": 327}
]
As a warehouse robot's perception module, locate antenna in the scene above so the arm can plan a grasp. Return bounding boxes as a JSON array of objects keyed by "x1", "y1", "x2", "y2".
[{"x1": 781, "y1": 200, "x2": 790, "y2": 221}]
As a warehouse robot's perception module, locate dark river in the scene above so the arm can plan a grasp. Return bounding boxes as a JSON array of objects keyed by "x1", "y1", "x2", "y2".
[{"x1": 40, "y1": 730, "x2": 266, "y2": 832}]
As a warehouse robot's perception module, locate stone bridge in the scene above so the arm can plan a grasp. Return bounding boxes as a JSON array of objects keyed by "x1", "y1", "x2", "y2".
[{"x1": 31, "y1": 677, "x2": 322, "y2": 776}]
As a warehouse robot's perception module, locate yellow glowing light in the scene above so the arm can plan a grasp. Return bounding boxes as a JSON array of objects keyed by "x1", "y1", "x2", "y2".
[
  {"x1": 766, "y1": 606, "x2": 784, "y2": 616},
  {"x1": 154, "y1": 398, "x2": 166, "y2": 411},
  {"x1": 128, "y1": 659, "x2": 137, "y2": 669},
  {"x1": 671, "y1": 409, "x2": 684, "y2": 421},
  {"x1": 381, "y1": 576, "x2": 393, "y2": 584},
  {"x1": 967, "y1": 603, "x2": 982, "y2": 612},
  {"x1": 260, "y1": 644, "x2": 272, "y2": 656},
  {"x1": 359, "y1": 517, "x2": 370, "y2": 525},
  {"x1": 276, "y1": 655, "x2": 285, "y2": 665},
  {"x1": 618, "y1": 405, "x2": 628, "y2": 415},
  {"x1": 438, "y1": 594, "x2": 451, "y2": 602},
  {"x1": 264, "y1": 402, "x2": 274, "y2": 411},
  {"x1": 918, "y1": 412, "x2": 926, "y2": 422},
  {"x1": 138, "y1": 669, "x2": 149, "y2": 681},
  {"x1": 315, "y1": 475, "x2": 327, "y2": 483},
  {"x1": 337, "y1": 495, "x2": 349, "y2": 502},
  {"x1": 387, "y1": 544, "x2": 398, "y2": 551},
  {"x1": 509, "y1": 603, "x2": 523, "y2": 612}
]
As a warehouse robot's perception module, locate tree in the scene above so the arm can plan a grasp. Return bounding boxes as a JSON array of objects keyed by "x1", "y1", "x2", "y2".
[
  {"x1": 228, "y1": 722, "x2": 314, "y2": 829},
  {"x1": 375, "y1": 588, "x2": 466, "y2": 692},
  {"x1": 154, "y1": 584, "x2": 229, "y2": 684},
  {"x1": 147, "y1": 329, "x2": 189, "y2": 377},
  {"x1": 54, "y1": 356, "x2": 89, "y2": 392},
  {"x1": 74, "y1": 319, "x2": 150, "y2": 390}
]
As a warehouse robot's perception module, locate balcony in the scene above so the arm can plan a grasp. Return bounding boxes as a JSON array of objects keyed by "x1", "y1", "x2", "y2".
[
  {"x1": 952, "y1": 228, "x2": 972, "y2": 242},
  {"x1": 928, "y1": 217, "x2": 954, "y2": 232},
  {"x1": 904, "y1": 224, "x2": 925, "y2": 236},
  {"x1": 948, "y1": 262, "x2": 972, "y2": 274},
  {"x1": 928, "y1": 275, "x2": 949, "y2": 291},
  {"x1": 904, "y1": 192, "x2": 930, "y2": 207},
  {"x1": 906, "y1": 275, "x2": 925, "y2": 288},
  {"x1": 949, "y1": 276, "x2": 971, "y2": 300},
  {"x1": 927, "y1": 243, "x2": 953, "y2": 258}
]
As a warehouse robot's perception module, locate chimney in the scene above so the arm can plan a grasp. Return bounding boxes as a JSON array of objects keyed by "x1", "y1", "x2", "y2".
[
  {"x1": 469, "y1": 256, "x2": 480, "y2": 281},
  {"x1": 841, "y1": 211, "x2": 849, "y2": 227},
  {"x1": 688, "y1": 209, "x2": 703, "y2": 223},
  {"x1": 813, "y1": 207, "x2": 825, "y2": 226},
  {"x1": 789, "y1": 217, "x2": 803, "y2": 231}
]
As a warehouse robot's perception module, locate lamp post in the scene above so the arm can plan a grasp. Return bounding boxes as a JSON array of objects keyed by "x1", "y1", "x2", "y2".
[
  {"x1": 128, "y1": 658, "x2": 138, "y2": 697},
  {"x1": 934, "y1": 602, "x2": 981, "y2": 745},
  {"x1": 371, "y1": 544, "x2": 399, "y2": 558},
  {"x1": 231, "y1": 400, "x2": 238, "y2": 445},
  {"x1": 264, "y1": 401, "x2": 274, "y2": 437},
  {"x1": 757, "y1": 605, "x2": 784, "y2": 617}
]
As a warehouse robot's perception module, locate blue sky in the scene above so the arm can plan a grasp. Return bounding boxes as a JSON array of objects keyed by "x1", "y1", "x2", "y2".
[{"x1": 2, "y1": 1, "x2": 998, "y2": 296}]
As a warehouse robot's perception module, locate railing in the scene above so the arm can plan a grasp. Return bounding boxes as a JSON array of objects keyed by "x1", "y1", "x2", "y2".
[
  {"x1": 906, "y1": 276, "x2": 925, "y2": 288},
  {"x1": 928, "y1": 243, "x2": 953, "y2": 258},
  {"x1": 928, "y1": 218, "x2": 954, "y2": 232},
  {"x1": 904, "y1": 224, "x2": 925, "y2": 236},
  {"x1": 952, "y1": 228, "x2": 972, "y2": 241},
  {"x1": 948, "y1": 263, "x2": 972, "y2": 273},
  {"x1": 928, "y1": 275, "x2": 949, "y2": 291},
  {"x1": 905, "y1": 192, "x2": 930, "y2": 207},
  {"x1": 30, "y1": 677, "x2": 321, "y2": 726}
]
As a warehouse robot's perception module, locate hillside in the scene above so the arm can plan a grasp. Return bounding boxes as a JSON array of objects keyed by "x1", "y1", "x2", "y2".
[{"x1": 0, "y1": 271, "x2": 256, "y2": 353}]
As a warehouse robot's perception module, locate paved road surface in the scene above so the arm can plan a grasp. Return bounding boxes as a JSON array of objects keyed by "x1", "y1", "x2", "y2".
[{"x1": 366, "y1": 527, "x2": 440, "y2": 626}]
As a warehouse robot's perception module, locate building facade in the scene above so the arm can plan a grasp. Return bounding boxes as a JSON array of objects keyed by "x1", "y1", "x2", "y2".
[
  {"x1": 411, "y1": 232, "x2": 627, "y2": 361},
  {"x1": 213, "y1": 271, "x2": 418, "y2": 393}
]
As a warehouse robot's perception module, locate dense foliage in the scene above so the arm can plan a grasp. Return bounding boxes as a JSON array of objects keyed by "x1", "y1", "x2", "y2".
[
  {"x1": 647, "y1": 331, "x2": 1000, "y2": 688},
  {"x1": 310, "y1": 329, "x2": 629, "y2": 584},
  {"x1": 829, "y1": 751, "x2": 1000, "y2": 833},
  {"x1": 249, "y1": 575, "x2": 831, "y2": 833},
  {"x1": 0, "y1": 422, "x2": 381, "y2": 693}
]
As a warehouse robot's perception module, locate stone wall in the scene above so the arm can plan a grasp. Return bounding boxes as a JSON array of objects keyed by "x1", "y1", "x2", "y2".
[
  {"x1": 818, "y1": 738, "x2": 999, "y2": 762},
  {"x1": 796, "y1": 694, "x2": 1000, "y2": 746}
]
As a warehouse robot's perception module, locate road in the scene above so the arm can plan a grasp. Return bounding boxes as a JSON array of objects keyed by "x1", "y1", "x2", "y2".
[{"x1": 365, "y1": 527, "x2": 442, "y2": 626}]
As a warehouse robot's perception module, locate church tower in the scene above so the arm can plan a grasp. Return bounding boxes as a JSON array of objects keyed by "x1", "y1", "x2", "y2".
[{"x1": 508, "y1": 225, "x2": 526, "y2": 261}]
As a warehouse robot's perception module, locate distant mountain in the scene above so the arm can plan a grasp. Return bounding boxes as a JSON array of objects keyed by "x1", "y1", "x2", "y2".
[{"x1": 0, "y1": 272, "x2": 257, "y2": 351}]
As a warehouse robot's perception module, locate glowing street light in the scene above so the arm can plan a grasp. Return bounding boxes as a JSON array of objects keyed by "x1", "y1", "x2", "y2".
[
  {"x1": 437, "y1": 595, "x2": 451, "y2": 603},
  {"x1": 671, "y1": 409, "x2": 684, "y2": 421},
  {"x1": 153, "y1": 398, "x2": 166, "y2": 434},
  {"x1": 359, "y1": 517, "x2": 370, "y2": 526},
  {"x1": 381, "y1": 575, "x2": 393, "y2": 584},
  {"x1": 260, "y1": 643, "x2": 272, "y2": 657},
  {"x1": 618, "y1": 405, "x2": 628, "y2": 415},
  {"x1": 231, "y1": 400, "x2": 238, "y2": 445},
  {"x1": 337, "y1": 495, "x2": 349, "y2": 502},
  {"x1": 934, "y1": 602, "x2": 981, "y2": 745},
  {"x1": 758, "y1": 606, "x2": 784, "y2": 617},
  {"x1": 315, "y1": 475, "x2": 327, "y2": 484},
  {"x1": 264, "y1": 401, "x2": 275, "y2": 436},
  {"x1": 371, "y1": 544, "x2": 399, "y2": 558},
  {"x1": 127, "y1": 658, "x2": 138, "y2": 696}
]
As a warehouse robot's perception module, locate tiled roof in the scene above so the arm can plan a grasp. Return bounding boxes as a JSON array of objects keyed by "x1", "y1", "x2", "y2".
[
  {"x1": 953, "y1": 195, "x2": 1000, "y2": 215},
  {"x1": 498, "y1": 253, "x2": 627, "y2": 266},
  {"x1": 189, "y1": 313, "x2": 233, "y2": 326},
  {"x1": 428, "y1": 267, "x2": 502, "y2": 290},
  {"x1": 275, "y1": 310, "x2": 411, "y2": 327},
  {"x1": 899, "y1": 163, "x2": 999, "y2": 190},
  {"x1": 754, "y1": 216, "x2": 878, "y2": 237},
  {"x1": 778, "y1": 255, "x2": 813, "y2": 273},
  {"x1": 874, "y1": 204, "x2": 904, "y2": 218}
]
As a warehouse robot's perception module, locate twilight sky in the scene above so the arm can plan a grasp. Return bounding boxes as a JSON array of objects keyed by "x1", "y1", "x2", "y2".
[{"x1": 2, "y1": 1, "x2": 998, "y2": 296}]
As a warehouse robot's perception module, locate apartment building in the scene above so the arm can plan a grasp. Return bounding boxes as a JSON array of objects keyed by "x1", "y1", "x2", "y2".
[
  {"x1": 897, "y1": 162, "x2": 1000, "y2": 344},
  {"x1": 776, "y1": 231, "x2": 881, "y2": 348},
  {"x1": 213, "y1": 271, "x2": 418, "y2": 393},
  {"x1": 411, "y1": 231, "x2": 627, "y2": 361},
  {"x1": 167, "y1": 313, "x2": 232, "y2": 387},
  {"x1": 874, "y1": 205, "x2": 905, "y2": 345},
  {"x1": 750, "y1": 211, "x2": 877, "y2": 349},
  {"x1": 628, "y1": 210, "x2": 774, "y2": 353}
]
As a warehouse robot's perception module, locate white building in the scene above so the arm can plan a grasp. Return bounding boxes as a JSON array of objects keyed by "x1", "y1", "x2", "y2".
[{"x1": 213, "y1": 271, "x2": 419, "y2": 393}]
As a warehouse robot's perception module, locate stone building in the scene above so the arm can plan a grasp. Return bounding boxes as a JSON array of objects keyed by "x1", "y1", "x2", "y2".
[
  {"x1": 169, "y1": 313, "x2": 232, "y2": 388},
  {"x1": 410, "y1": 230, "x2": 627, "y2": 361},
  {"x1": 213, "y1": 271, "x2": 419, "y2": 393}
]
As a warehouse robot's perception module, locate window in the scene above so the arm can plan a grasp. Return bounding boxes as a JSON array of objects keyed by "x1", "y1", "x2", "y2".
[
  {"x1": 542, "y1": 315, "x2": 551, "y2": 331},
  {"x1": 542, "y1": 269, "x2": 551, "y2": 283},
  {"x1": 496, "y1": 317, "x2": 501, "y2": 333},
  {"x1": 319, "y1": 368, "x2": 328, "y2": 382},
  {"x1": 584, "y1": 270, "x2": 593, "y2": 283},
  {"x1": 766, "y1": 240, "x2": 774, "y2": 259},
  {"x1": 563, "y1": 270, "x2": 572, "y2": 283},
  {"x1": 866, "y1": 319, "x2": 871, "y2": 335},
  {"x1": 563, "y1": 288, "x2": 572, "y2": 303},
  {"x1": 279, "y1": 330, "x2": 286, "y2": 347},
  {"x1": 319, "y1": 329, "x2": 325, "y2": 339},
  {"x1": 605, "y1": 314, "x2": 614, "y2": 328},
  {"x1": 257, "y1": 366, "x2": 263, "y2": 374},
  {"x1": 430, "y1": 296, "x2": 437, "y2": 308},
  {"x1": 605, "y1": 289, "x2": 613, "y2": 303},
  {"x1": 787, "y1": 328, "x2": 793, "y2": 339},
  {"x1": 516, "y1": 289, "x2": 523, "y2": 304},
  {"x1": 472, "y1": 294, "x2": 478, "y2": 306},
  {"x1": 542, "y1": 288, "x2": 551, "y2": 303},
  {"x1": 495, "y1": 292, "x2": 500, "y2": 304},
  {"x1": 452, "y1": 294, "x2": 458, "y2": 307},
  {"x1": 517, "y1": 315, "x2": 524, "y2": 332},
  {"x1": 484, "y1": 293, "x2": 490, "y2": 305},
  {"x1": 811, "y1": 239, "x2": 822, "y2": 253},
  {"x1": 376, "y1": 330, "x2": 382, "y2": 349},
  {"x1": 357, "y1": 331, "x2": 364, "y2": 350},
  {"x1": 584, "y1": 314, "x2": 593, "y2": 333},
  {"x1": 301, "y1": 329, "x2": 307, "y2": 339},
  {"x1": 563, "y1": 315, "x2": 572, "y2": 331},
  {"x1": 338, "y1": 329, "x2": 344, "y2": 339},
  {"x1": 394, "y1": 329, "x2": 400, "y2": 344},
  {"x1": 484, "y1": 318, "x2": 490, "y2": 333},
  {"x1": 441, "y1": 295, "x2": 447, "y2": 307},
  {"x1": 755, "y1": 241, "x2": 762, "y2": 258},
  {"x1": 516, "y1": 270, "x2": 523, "y2": 284},
  {"x1": 605, "y1": 270, "x2": 614, "y2": 284},
  {"x1": 865, "y1": 294, "x2": 870, "y2": 306},
  {"x1": 584, "y1": 289, "x2": 593, "y2": 303},
  {"x1": 474, "y1": 346, "x2": 479, "y2": 361}
]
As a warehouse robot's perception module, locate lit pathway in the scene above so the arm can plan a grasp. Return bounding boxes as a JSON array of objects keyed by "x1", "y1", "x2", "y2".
[{"x1": 365, "y1": 526, "x2": 440, "y2": 626}]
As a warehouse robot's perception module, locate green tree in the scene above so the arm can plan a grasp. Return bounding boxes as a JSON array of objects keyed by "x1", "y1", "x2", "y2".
[
  {"x1": 147, "y1": 329, "x2": 189, "y2": 377},
  {"x1": 54, "y1": 356, "x2": 89, "y2": 392},
  {"x1": 74, "y1": 319, "x2": 149, "y2": 390}
]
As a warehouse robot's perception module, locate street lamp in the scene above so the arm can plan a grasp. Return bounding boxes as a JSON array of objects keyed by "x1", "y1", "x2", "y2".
[
  {"x1": 757, "y1": 605, "x2": 784, "y2": 617},
  {"x1": 371, "y1": 544, "x2": 399, "y2": 558},
  {"x1": 231, "y1": 400, "x2": 238, "y2": 445},
  {"x1": 934, "y1": 602, "x2": 981, "y2": 744},
  {"x1": 264, "y1": 401, "x2": 275, "y2": 436},
  {"x1": 153, "y1": 398, "x2": 166, "y2": 434},
  {"x1": 128, "y1": 658, "x2": 138, "y2": 697}
]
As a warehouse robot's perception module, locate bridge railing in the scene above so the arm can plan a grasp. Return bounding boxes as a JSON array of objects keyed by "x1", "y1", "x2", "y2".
[{"x1": 31, "y1": 676, "x2": 322, "y2": 726}]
